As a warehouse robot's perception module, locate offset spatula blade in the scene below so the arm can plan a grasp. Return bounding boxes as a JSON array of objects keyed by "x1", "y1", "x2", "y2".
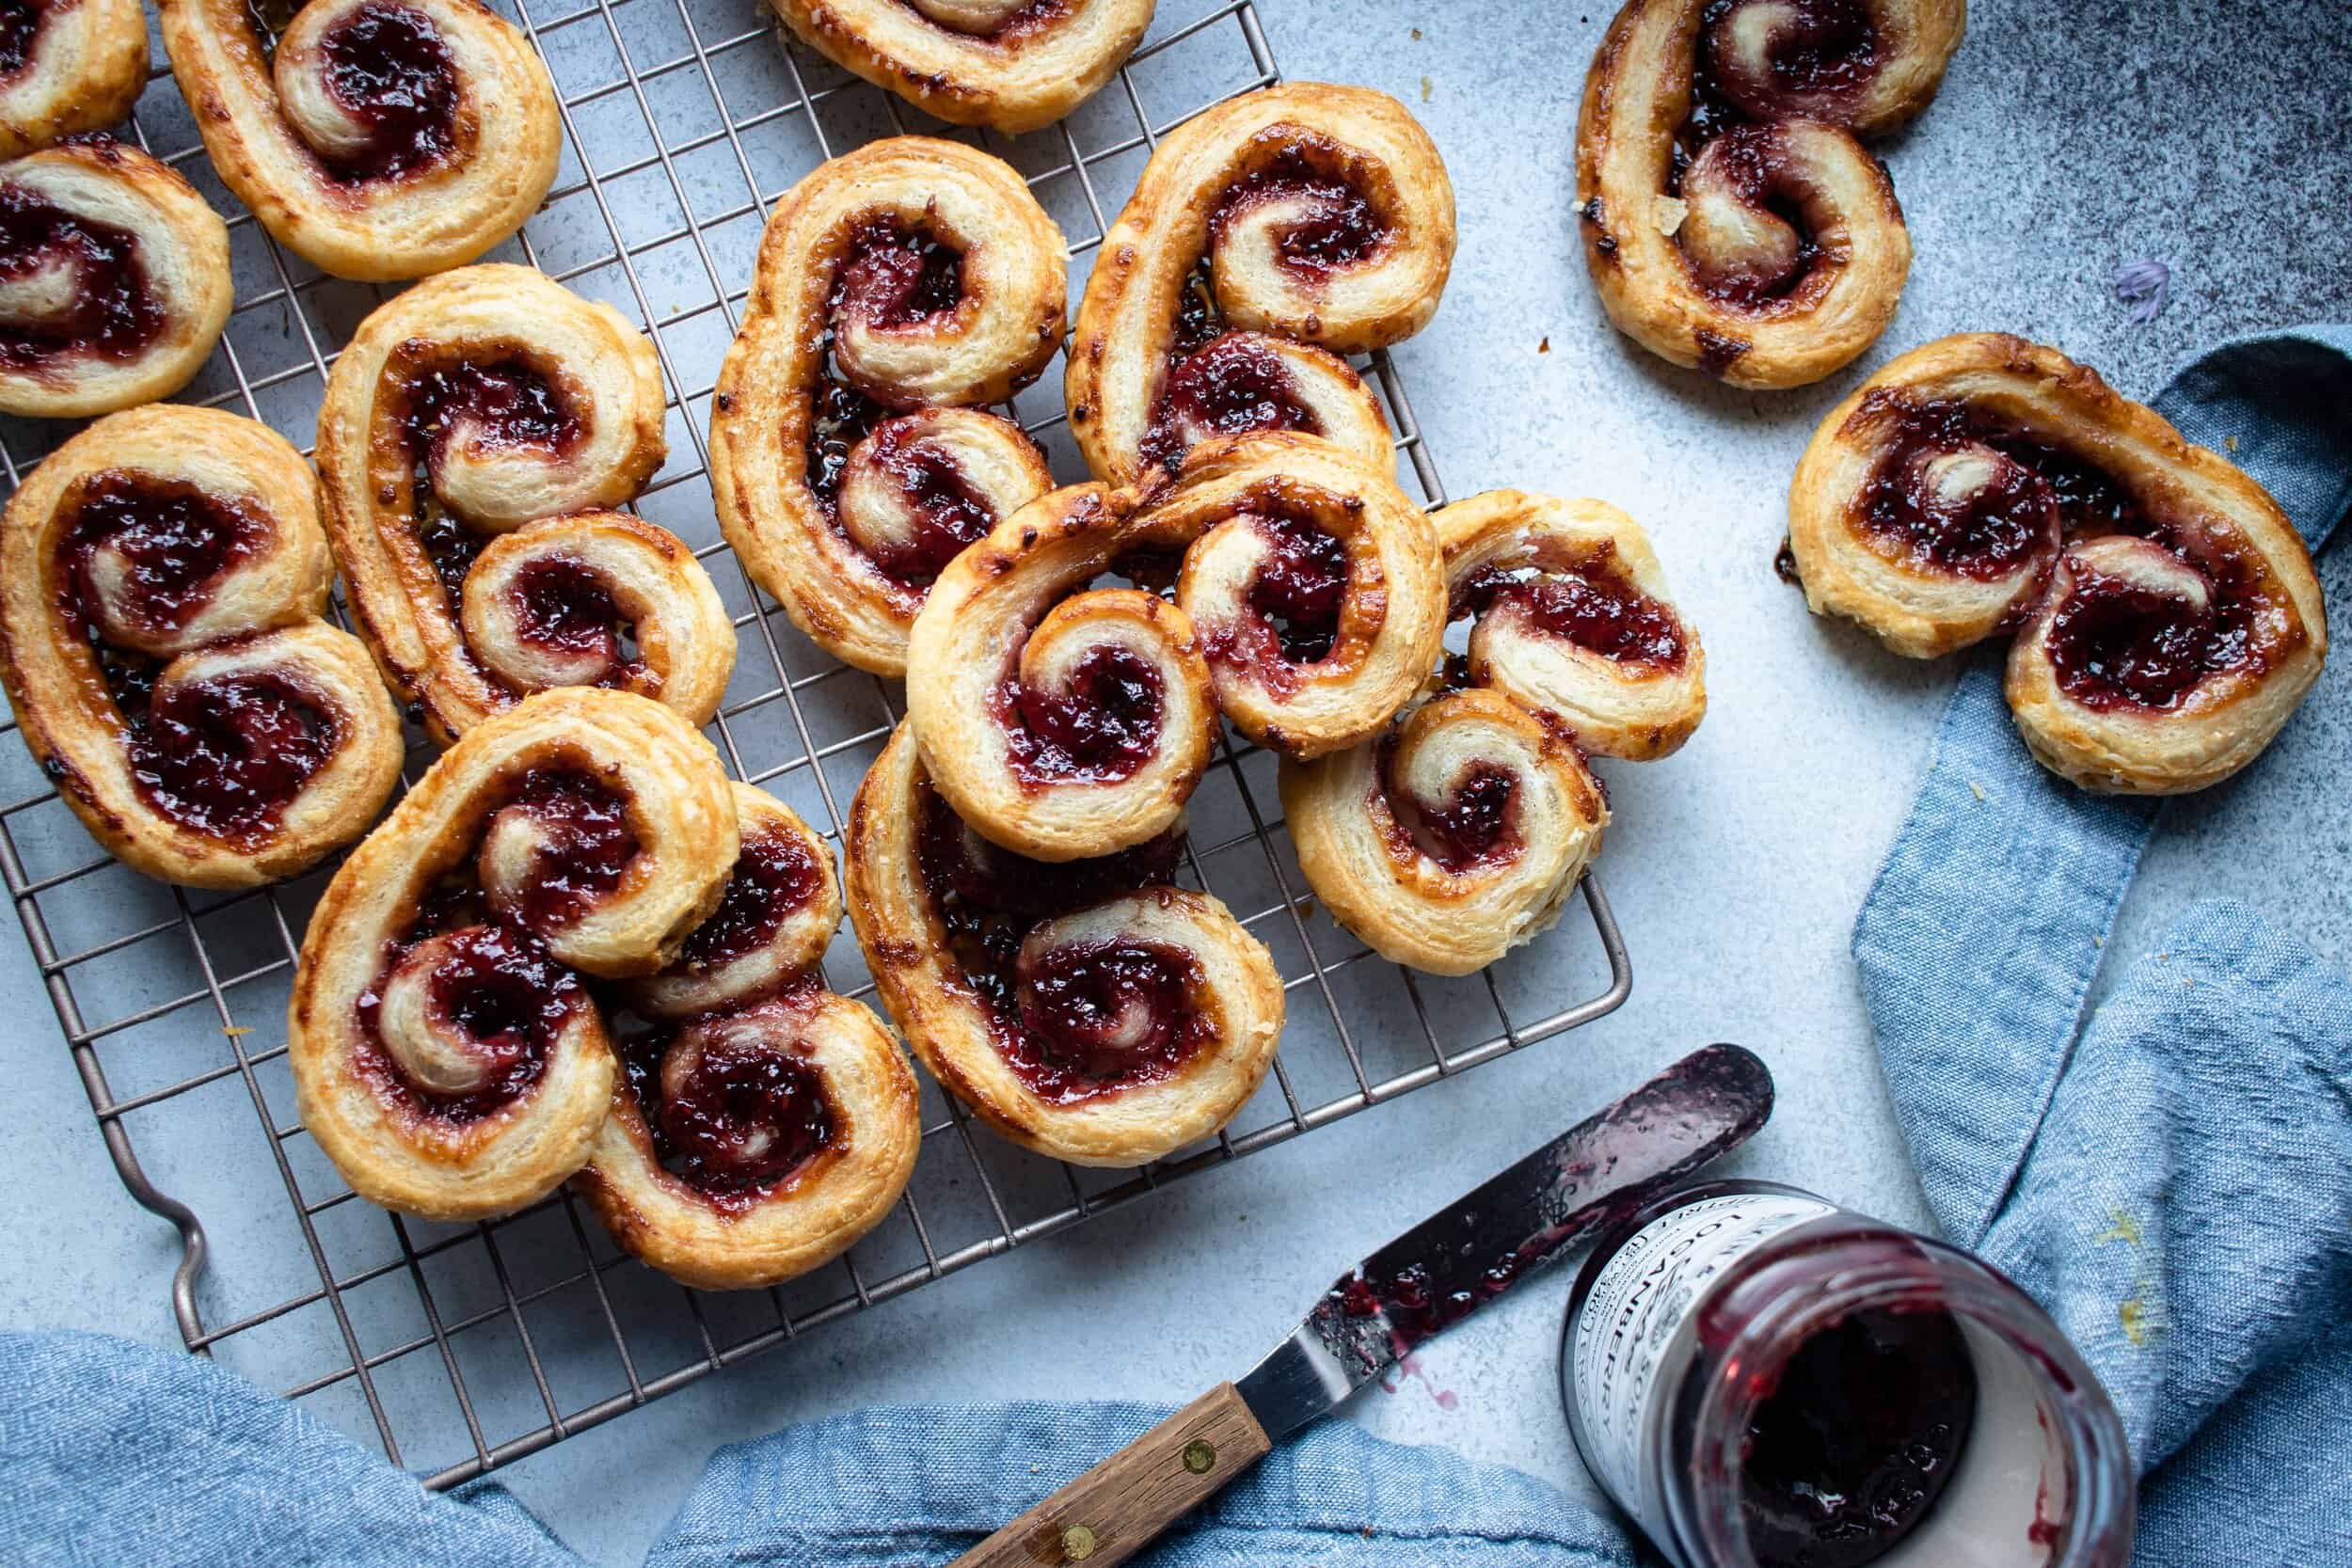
[{"x1": 1235, "y1": 1043, "x2": 1773, "y2": 1440}]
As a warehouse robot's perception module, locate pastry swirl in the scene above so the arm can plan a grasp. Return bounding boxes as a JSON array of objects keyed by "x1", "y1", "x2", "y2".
[
  {"x1": 0, "y1": 405, "x2": 402, "y2": 887},
  {"x1": 1438, "y1": 490, "x2": 1707, "y2": 760},
  {"x1": 847, "y1": 721, "x2": 1281, "y2": 1167},
  {"x1": 289, "y1": 688, "x2": 738, "y2": 1220},
  {"x1": 313, "y1": 265, "x2": 718, "y2": 744},
  {"x1": 710, "y1": 137, "x2": 1062, "y2": 677},
  {"x1": 1065, "y1": 82, "x2": 1455, "y2": 486},
  {"x1": 1576, "y1": 0, "x2": 1965, "y2": 388},
  {"x1": 0, "y1": 138, "x2": 232, "y2": 419},
  {"x1": 158, "y1": 0, "x2": 560, "y2": 280},
  {"x1": 1788, "y1": 333, "x2": 2328, "y2": 794},
  {"x1": 769, "y1": 0, "x2": 1152, "y2": 135},
  {"x1": 0, "y1": 0, "x2": 146, "y2": 156},
  {"x1": 580, "y1": 784, "x2": 918, "y2": 1291}
]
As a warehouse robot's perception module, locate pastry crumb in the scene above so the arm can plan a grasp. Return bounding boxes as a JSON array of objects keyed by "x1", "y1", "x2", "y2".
[
  {"x1": 2225, "y1": 435, "x2": 2239, "y2": 451},
  {"x1": 1538, "y1": 336, "x2": 1550, "y2": 353},
  {"x1": 1967, "y1": 781, "x2": 1986, "y2": 801},
  {"x1": 1410, "y1": 26, "x2": 1422, "y2": 39},
  {"x1": 223, "y1": 1025, "x2": 251, "y2": 1037},
  {"x1": 1652, "y1": 195, "x2": 1688, "y2": 236},
  {"x1": 1420, "y1": 74, "x2": 1432, "y2": 102}
]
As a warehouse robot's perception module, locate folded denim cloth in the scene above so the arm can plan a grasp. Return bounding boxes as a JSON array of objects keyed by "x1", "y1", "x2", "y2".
[
  {"x1": 1855, "y1": 325, "x2": 2352, "y2": 1568},
  {"x1": 3, "y1": 333, "x2": 2345, "y2": 1568}
]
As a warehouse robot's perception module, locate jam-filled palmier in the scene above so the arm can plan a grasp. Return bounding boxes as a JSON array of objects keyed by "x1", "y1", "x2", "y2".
[
  {"x1": 1576, "y1": 0, "x2": 1966, "y2": 388},
  {"x1": 158, "y1": 0, "x2": 561, "y2": 280},
  {"x1": 316, "y1": 264, "x2": 734, "y2": 745},
  {"x1": 848, "y1": 721, "x2": 1281, "y2": 1168},
  {"x1": 1788, "y1": 333, "x2": 2327, "y2": 794},
  {"x1": 710, "y1": 137, "x2": 1063, "y2": 678},
  {"x1": 289, "y1": 688, "x2": 738, "y2": 1221},
  {"x1": 0, "y1": 0, "x2": 146, "y2": 156},
  {"x1": 1066, "y1": 81, "x2": 1455, "y2": 487},
  {"x1": 0, "y1": 405, "x2": 402, "y2": 887}
]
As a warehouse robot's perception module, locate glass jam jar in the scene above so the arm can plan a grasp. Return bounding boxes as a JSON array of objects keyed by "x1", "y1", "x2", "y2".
[{"x1": 1559, "y1": 1181, "x2": 2137, "y2": 1568}]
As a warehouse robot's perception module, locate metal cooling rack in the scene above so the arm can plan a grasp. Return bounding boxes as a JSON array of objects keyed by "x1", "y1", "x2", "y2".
[{"x1": 0, "y1": 0, "x2": 1630, "y2": 1487}]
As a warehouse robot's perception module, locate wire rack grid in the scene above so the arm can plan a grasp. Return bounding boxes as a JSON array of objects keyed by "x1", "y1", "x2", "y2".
[{"x1": 0, "y1": 0, "x2": 1631, "y2": 1487}]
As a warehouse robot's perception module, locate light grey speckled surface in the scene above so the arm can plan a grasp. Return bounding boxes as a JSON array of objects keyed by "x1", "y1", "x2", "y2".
[{"x1": 2, "y1": 3, "x2": 2347, "y2": 1564}]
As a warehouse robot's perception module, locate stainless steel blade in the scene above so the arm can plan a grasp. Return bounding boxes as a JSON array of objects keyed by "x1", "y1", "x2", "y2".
[{"x1": 1234, "y1": 1043, "x2": 1773, "y2": 1440}]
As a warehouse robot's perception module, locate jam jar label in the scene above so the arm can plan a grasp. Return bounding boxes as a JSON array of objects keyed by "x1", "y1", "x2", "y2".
[{"x1": 1570, "y1": 1192, "x2": 1836, "y2": 1510}]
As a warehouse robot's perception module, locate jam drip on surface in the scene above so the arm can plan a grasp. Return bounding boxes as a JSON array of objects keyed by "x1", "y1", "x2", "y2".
[
  {"x1": 834, "y1": 219, "x2": 963, "y2": 331},
  {"x1": 316, "y1": 4, "x2": 461, "y2": 182},
  {"x1": 845, "y1": 419, "x2": 998, "y2": 584},
  {"x1": 358, "y1": 922, "x2": 573, "y2": 1122},
  {"x1": 1454, "y1": 557, "x2": 1686, "y2": 668},
  {"x1": 0, "y1": 180, "x2": 166, "y2": 370},
  {"x1": 1210, "y1": 145, "x2": 1383, "y2": 282},
  {"x1": 399, "y1": 356, "x2": 581, "y2": 596},
  {"x1": 56, "y1": 473, "x2": 268, "y2": 646},
  {"x1": 998, "y1": 642, "x2": 1167, "y2": 788},
  {"x1": 2046, "y1": 565, "x2": 2245, "y2": 712},
  {"x1": 1385, "y1": 752, "x2": 1518, "y2": 873},
  {"x1": 620, "y1": 1016, "x2": 834, "y2": 1209},
  {"x1": 675, "y1": 828, "x2": 822, "y2": 972},
  {"x1": 1738, "y1": 1304, "x2": 1978, "y2": 1568},
  {"x1": 914, "y1": 782, "x2": 1196, "y2": 1101},
  {"x1": 481, "y1": 768, "x2": 640, "y2": 932},
  {"x1": 1012, "y1": 934, "x2": 1210, "y2": 1103},
  {"x1": 504, "y1": 555, "x2": 642, "y2": 688},
  {"x1": 131, "y1": 665, "x2": 342, "y2": 842},
  {"x1": 1140, "y1": 332, "x2": 1321, "y2": 477}
]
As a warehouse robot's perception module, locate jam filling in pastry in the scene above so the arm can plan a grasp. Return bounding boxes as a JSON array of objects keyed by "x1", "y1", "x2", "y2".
[
  {"x1": 847, "y1": 721, "x2": 1281, "y2": 1167},
  {"x1": 0, "y1": 138, "x2": 231, "y2": 419},
  {"x1": 0, "y1": 0, "x2": 146, "y2": 156},
  {"x1": 157, "y1": 0, "x2": 561, "y2": 280},
  {"x1": 315, "y1": 264, "x2": 734, "y2": 744},
  {"x1": 710, "y1": 137, "x2": 1062, "y2": 677},
  {"x1": 1576, "y1": 0, "x2": 1966, "y2": 388},
  {"x1": 1787, "y1": 332, "x2": 2327, "y2": 794},
  {"x1": 0, "y1": 405, "x2": 402, "y2": 886},
  {"x1": 1066, "y1": 81, "x2": 1455, "y2": 487}
]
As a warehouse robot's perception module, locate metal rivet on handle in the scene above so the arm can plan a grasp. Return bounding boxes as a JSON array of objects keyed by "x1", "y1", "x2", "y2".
[
  {"x1": 1182, "y1": 1439, "x2": 1216, "y2": 1474},
  {"x1": 1061, "y1": 1524, "x2": 1096, "y2": 1560}
]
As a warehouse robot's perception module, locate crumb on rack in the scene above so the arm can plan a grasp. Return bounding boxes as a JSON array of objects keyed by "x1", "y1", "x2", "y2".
[{"x1": 1421, "y1": 75, "x2": 1432, "y2": 102}]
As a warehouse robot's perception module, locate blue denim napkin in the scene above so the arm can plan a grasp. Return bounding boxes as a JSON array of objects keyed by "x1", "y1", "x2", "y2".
[{"x1": 3, "y1": 332, "x2": 2345, "y2": 1568}]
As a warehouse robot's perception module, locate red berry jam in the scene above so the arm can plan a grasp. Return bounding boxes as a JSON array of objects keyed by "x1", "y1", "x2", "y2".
[
  {"x1": 1849, "y1": 396, "x2": 2081, "y2": 579},
  {"x1": 1454, "y1": 557, "x2": 1687, "y2": 668},
  {"x1": 1009, "y1": 932, "x2": 1210, "y2": 1102},
  {"x1": 480, "y1": 768, "x2": 640, "y2": 932},
  {"x1": 619, "y1": 1006, "x2": 834, "y2": 1207},
  {"x1": 356, "y1": 922, "x2": 576, "y2": 1122},
  {"x1": 845, "y1": 417, "x2": 999, "y2": 584},
  {"x1": 504, "y1": 554, "x2": 642, "y2": 687},
  {"x1": 316, "y1": 3, "x2": 460, "y2": 182},
  {"x1": 1384, "y1": 752, "x2": 1518, "y2": 873},
  {"x1": 0, "y1": 178, "x2": 166, "y2": 370},
  {"x1": 1211, "y1": 143, "x2": 1383, "y2": 281},
  {"x1": 2044, "y1": 562, "x2": 2245, "y2": 712},
  {"x1": 0, "y1": 0, "x2": 43, "y2": 79},
  {"x1": 834, "y1": 219, "x2": 963, "y2": 331},
  {"x1": 1738, "y1": 1305, "x2": 1978, "y2": 1568},
  {"x1": 998, "y1": 641, "x2": 1167, "y2": 788},
  {"x1": 56, "y1": 473, "x2": 268, "y2": 646},
  {"x1": 129, "y1": 662, "x2": 344, "y2": 842},
  {"x1": 675, "y1": 825, "x2": 823, "y2": 972},
  {"x1": 1703, "y1": 0, "x2": 1882, "y2": 119},
  {"x1": 1140, "y1": 331, "x2": 1323, "y2": 477},
  {"x1": 1247, "y1": 512, "x2": 1348, "y2": 664}
]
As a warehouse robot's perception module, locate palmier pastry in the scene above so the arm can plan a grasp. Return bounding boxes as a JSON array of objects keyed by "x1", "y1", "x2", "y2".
[
  {"x1": 770, "y1": 0, "x2": 1152, "y2": 135},
  {"x1": 1788, "y1": 333, "x2": 2328, "y2": 794},
  {"x1": 906, "y1": 434, "x2": 1442, "y2": 860},
  {"x1": 289, "y1": 688, "x2": 738, "y2": 1221},
  {"x1": 0, "y1": 406, "x2": 401, "y2": 887},
  {"x1": 579, "y1": 785, "x2": 919, "y2": 1291},
  {"x1": 1438, "y1": 490, "x2": 1706, "y2": 760},
  {"x1": 158, "y1": 0, "x2": 560, "y2": 280},
  {"x1": 0, "y1": 0, "x2": 146, "y2": 155},
  {"x1": 0, "y1": 139, "x2": 232, "y2": 418},
  {"x1": 847, "y1": 721, "x2": 1281, "y2": 1167},
  {"x1": 1065, "y1": 82, "x2": 1455, "y2": 487},
  {"x1": 709, "y1": 137, "x2": 1062, "y2": 677},
  {"x1": 314, "y1": 265, "x2": 724, "y2": 744},
  {"x1": 1576, "y1": 0, "x2": 1965, "y2": 388}
]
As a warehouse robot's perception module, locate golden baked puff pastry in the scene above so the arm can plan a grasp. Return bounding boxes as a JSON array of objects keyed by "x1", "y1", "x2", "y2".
[
  {"x1": 847, "y1": 721, "x2": 1281, "y2": 1167},
  {"x1": 709, "y1": 137, "x2": 1062, "y2": 677},
  {"x1": 577, "y1": 784, "x2": 919, "y2": 1291},
  {"x1": 1283, "y1": 489, "x2": 1707, "y2": 974},
  {"x1": 0, "y1": 405, "x2": 402, "y2": 887},
  {"x1": 290, "y1": 688, "x2": 739, "y2": 1221},
  {"x1": 158, "y1": 0, "x2": 559, "y2": 280},
  {"x1": 1788, "y1": 333, "x2": 2328, "y2": 795},
  {"x1": 315, "y1": 264, "x2": 735, "y2": 745},
  {"x1": 0, "y1": 139, "x2": 232, "y2": 419},
  {"x1": 1576, "y1": 0, "x2": 1965, "y2": 388},
  {"x1": 0, "y1": 0, "x2": 146, "y2": 156},
  {"x1": 1065, "y1": 81, "x2": 1455, "y2": 487},
  {"x1": 771, "y1": 0, "x2": 1152, "y2": 135}
]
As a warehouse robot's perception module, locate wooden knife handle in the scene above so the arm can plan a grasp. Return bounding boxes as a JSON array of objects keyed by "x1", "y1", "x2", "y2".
[{"x1": 949, "y1": 1383, "x2": 1272, "y2": 1568}]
